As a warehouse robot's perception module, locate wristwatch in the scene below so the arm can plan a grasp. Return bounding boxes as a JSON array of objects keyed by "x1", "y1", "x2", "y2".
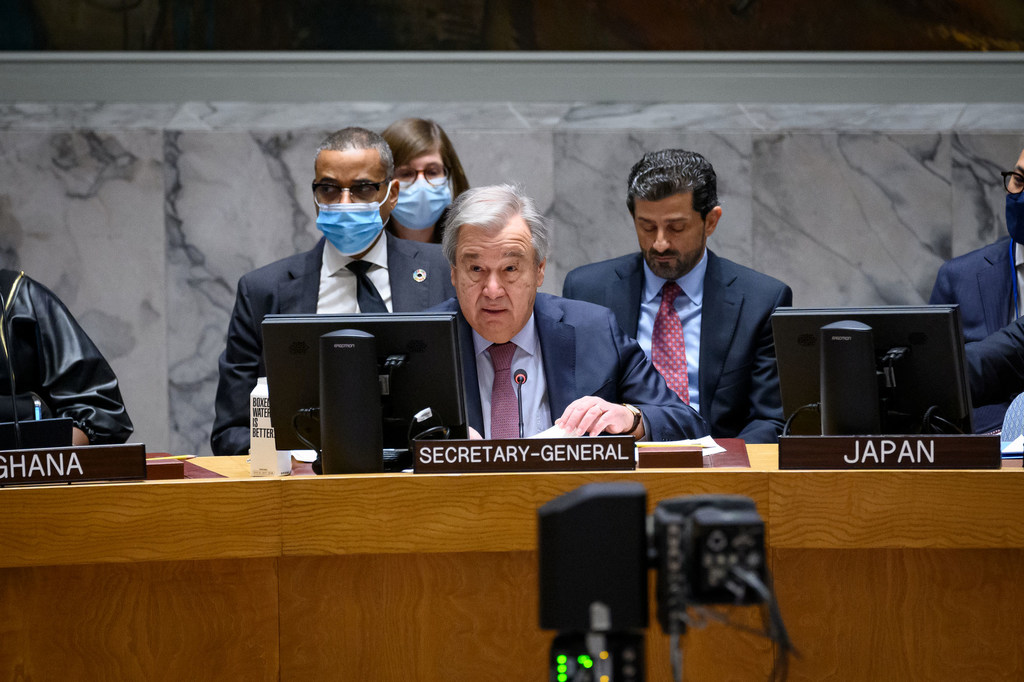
[{"x1": 622, "y1": 403, "x2": 642, "y2": 435}]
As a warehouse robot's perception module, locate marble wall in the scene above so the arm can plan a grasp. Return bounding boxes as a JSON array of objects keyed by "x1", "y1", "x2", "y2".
[{"x1": 1, "y1": 102, "x2": 1022, "y2": 455}]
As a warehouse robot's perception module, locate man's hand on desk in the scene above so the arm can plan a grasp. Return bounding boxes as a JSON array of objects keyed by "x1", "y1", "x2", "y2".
[{"x1": 555, "y1": 397, "x2": 644, "y2": 439}]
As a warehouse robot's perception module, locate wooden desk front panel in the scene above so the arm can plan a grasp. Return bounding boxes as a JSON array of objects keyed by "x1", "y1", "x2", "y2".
[
  {"x1": 278, "y1": 552, "x2": 771, "y2": 681},
  {"x1": 4, "y1": 457, "x2": 1022, "y2": 680},
  {"x1": 0, "y1": 478, "x2": 281, "y2": 568},
  {"x1": 280, "y1": 469, "x2": 770, "y2": 556},
  {"x1": 774, "y1": 547, "x2": 1024, "y2": 681},
  {"x1": 770, "y1": 470, "x2": 1024, "y2": 549},
  {"x1": 276, "y1": 470, "x2": 772, "y2": 680},
  {"x1": 0, "y1": 558, "x2": 279, "y2": 681}
]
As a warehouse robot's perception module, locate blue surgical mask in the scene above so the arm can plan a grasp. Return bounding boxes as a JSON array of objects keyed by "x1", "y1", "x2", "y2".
[
  {"x1": 316, "y1": 184, "x2": 391, "y2": 256},
  {"x1": 390, "y1": 178, "x2": 452, "y2": 231},
  {"x1": 1008, "y1": 191, "x2": 1024, "y2": 243}
]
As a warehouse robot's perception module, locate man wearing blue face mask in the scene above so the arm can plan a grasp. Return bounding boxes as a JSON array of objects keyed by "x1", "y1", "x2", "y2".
[
  {"x1": 211, "y1": 127, "x2": 455, "y2": 456},
  {"x1": 930, "y1": 144, "x2": 1024, "y2": 432}
]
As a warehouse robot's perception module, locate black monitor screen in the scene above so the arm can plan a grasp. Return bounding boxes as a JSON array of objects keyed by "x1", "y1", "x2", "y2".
[
  {"x1": 771, "y1": 305, "x2": 974, "y2": 435},
  {"x1": 261, "y1": 312, "x2": 469, "y2": 451}
]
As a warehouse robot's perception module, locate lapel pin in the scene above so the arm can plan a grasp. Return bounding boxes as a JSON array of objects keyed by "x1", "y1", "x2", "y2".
[{"x1": 413, "y1": 268, "x2": 427, "y2": 283}]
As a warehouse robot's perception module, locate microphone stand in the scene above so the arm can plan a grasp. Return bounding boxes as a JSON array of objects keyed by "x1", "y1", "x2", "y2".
[{"x1": 514, "y1": 369, "x2": 528, "y2": 439}]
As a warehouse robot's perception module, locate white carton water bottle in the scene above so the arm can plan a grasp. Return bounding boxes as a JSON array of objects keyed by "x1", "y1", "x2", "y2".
[{"x1": 249, "y1": 377, "x2": 291, "y2": 476}]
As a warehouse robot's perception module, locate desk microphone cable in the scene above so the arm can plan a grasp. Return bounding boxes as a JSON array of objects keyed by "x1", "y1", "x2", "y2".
[
  {"x1": 781, "y1": 403, "x2": 819, "y2": 436},
  {"x1": 292, "y1": 407, "x2": 321, "y2": 455}
]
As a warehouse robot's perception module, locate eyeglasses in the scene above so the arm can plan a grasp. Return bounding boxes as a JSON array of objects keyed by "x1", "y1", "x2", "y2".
[
  {"x1": 394, "y1": 165, "x2": 448, "y2": 188},
  {"x1": 312, "y1": 180, "x2": 385, "y2": 204},
  {"x1": 1002, "y1": 171, "x2": 1024, "y2": 196}
]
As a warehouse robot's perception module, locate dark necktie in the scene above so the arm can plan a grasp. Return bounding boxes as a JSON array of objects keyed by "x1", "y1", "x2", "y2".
[
  {"x1": 346, "y1": 260, "x2": 387, "y2": 313},
  {"x1": 652, "y1": 281, "x2": 690, "y2": 404},
  {"x1": 487, "y1": 342, "x2": 519, "y2": 439}
]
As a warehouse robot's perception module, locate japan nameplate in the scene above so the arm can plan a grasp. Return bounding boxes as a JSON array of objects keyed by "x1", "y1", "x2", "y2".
[{"x1": 778, "y1": 434, "x2": 1000, "y2": 470}]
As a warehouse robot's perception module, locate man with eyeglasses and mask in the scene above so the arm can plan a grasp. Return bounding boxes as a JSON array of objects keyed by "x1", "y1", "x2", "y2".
[
  {"x1": 930, "y1": 144, "x2": 1024, "y2": 432},
  {"x1": 211, "y1": 127, "x2": 454, "y2": 456},
  {"x1": 562, "y1": 149, "x2": 792, "y2": 444}
]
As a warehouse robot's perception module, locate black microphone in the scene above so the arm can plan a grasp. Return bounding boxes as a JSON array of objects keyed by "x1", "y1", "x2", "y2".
[
  {"x1": 1, "y1": 291, "x2": 22, "y2": 449},
  {"x1": 513, "y1": 368, "x2": 528, "y2": 439}
]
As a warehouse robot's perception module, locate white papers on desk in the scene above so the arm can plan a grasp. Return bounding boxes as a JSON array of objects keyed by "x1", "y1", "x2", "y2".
[
  {"x1": 289, "y1": 449, "x2": 318, "y2": 462},
  {"x1": 528, "y1": 426, "x2": 724, "y2": 456},
  {"x1": 530, "y1": 424, "x2": 574, "y2": 439},
  {"x1": 637, "y1": 435, "x2": 725, "y2": 456}
]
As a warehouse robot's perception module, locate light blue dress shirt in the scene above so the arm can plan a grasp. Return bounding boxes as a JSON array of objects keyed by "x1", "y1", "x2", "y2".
[
  {"x1": 636, "y1": 249, "x2": 707, "y2": 410},
  {"x1": 472, "y1": 312, "x2": 552, "y2": 438}
]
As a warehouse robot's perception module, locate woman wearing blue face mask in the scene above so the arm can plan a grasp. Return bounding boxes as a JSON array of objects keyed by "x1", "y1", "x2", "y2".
[{"x1": 382, "y1": 118, "x2": 470, "y2": 244}]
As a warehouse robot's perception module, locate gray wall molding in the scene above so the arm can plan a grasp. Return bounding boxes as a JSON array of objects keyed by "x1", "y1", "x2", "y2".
[{"x1": 3, "y1": 51, "x2": 1023, "y2": 103}]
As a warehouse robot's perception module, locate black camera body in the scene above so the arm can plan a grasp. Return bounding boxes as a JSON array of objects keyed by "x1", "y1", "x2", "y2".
[
  {"x1": 538, "y1": 484, "x2": 768, "y2": 681},
  {"x1": 651, "y1": 495, "x2": 766, "y2": 633}
]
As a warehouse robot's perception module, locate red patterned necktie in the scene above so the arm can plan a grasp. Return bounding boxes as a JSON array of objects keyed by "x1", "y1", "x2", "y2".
[
  {"x1": 652, "y1": 281, "x2": 690, "y2": 404},
  {"x1": 487, "y1": 342, "x2": 519, "y2": 439}
]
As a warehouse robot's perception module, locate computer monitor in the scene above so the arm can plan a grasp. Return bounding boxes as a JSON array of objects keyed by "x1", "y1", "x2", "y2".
[
  {"x1": 771, "y1": 305, "x2": 974, "y2": 436},
  {"x1": 261, "y1": 312, "x2": 469, "y2": 453}
]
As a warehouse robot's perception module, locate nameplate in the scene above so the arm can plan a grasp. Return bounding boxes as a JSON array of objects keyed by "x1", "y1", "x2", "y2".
[
  {"x1": 0, "y1": 443, "x2": 148, "y2": 486},
  {"x1": 637, "y1": 446, "x2": 704, "y2": 469},
  {"x1": 413, "y1": 436, "x2": 636, "y2": 473},
  {"x1": 778, "y1": 434, "x2": 1000, "y2": 470}
]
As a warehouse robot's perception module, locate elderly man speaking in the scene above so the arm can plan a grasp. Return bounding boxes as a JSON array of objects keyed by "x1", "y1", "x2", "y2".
[{"x1": 431, "y1": 184, "x2": 708, "y2": 442}]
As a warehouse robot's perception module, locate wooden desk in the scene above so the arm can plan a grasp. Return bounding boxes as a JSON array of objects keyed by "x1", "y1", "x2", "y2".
[{"x1": 2, "y1": 447, "x2": 1021, "y2": 680}]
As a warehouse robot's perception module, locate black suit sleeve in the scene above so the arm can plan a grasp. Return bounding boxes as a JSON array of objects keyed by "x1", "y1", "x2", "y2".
[
  {"x1": 928, "y1": 261, "x2": 954, "y2": 305},
  {"x1": 211, "y1": 275, "x2": 263, "y2": 455},
  {"x1": 735, "y1": 283, "x2": 793, "y2": 444},
  {"x1": 604, "y1": 313, "x2": 709, "y2": 441},
  {"x1": 966, "y1": 318, "x2": 1024, "y2": 407}
]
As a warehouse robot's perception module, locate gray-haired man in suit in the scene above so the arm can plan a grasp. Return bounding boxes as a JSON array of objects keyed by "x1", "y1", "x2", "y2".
[{"x1": 212, "y1": 127, "x2": 454, "y2": 455}]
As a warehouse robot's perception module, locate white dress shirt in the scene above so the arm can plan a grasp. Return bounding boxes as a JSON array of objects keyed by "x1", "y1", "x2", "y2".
[{"x1": 317, "y1": 234, "x2": 392, "y2": 313}]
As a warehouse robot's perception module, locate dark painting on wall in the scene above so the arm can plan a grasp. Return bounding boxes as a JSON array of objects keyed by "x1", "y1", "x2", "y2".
[{"x1": 2, "y1": 0, "x2": 1022, "y2": 51}]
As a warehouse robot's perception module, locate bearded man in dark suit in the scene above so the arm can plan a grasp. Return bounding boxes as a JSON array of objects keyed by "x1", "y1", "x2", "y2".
[{"x1": 563, "y1": 149, "x2": 792, "y2": 444}]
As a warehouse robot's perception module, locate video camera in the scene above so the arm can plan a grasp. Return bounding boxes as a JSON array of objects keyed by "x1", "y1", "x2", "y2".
[{"x1": 538, "y1": 482, "x2": 791, "y2": 682}]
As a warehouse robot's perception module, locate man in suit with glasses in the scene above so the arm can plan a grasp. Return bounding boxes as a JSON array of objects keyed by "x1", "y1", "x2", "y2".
[
  {"x1": 212, "y1": 127, "x2": 453, "y2": 455},
  {"x1": 930, "y1": 144, "x2": 1024, "y2": 432}
]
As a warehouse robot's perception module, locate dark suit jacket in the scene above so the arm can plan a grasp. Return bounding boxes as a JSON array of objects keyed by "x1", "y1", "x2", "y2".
[
  {"x1": 562, "y1": 250, "x2": 792, "y2": 443},
  {"x1": 966, "y1": 315, "x2": 1024, "y2": 408},
  {"x1": 431, "y1": 294, "x2": 708, "y2": 442},
  {"x1": 211, "y1": 233, "x2": 455, "y2": 455},
  {"x1": 930, "y1": 236, "x2": 1014, "y2": 431}
]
